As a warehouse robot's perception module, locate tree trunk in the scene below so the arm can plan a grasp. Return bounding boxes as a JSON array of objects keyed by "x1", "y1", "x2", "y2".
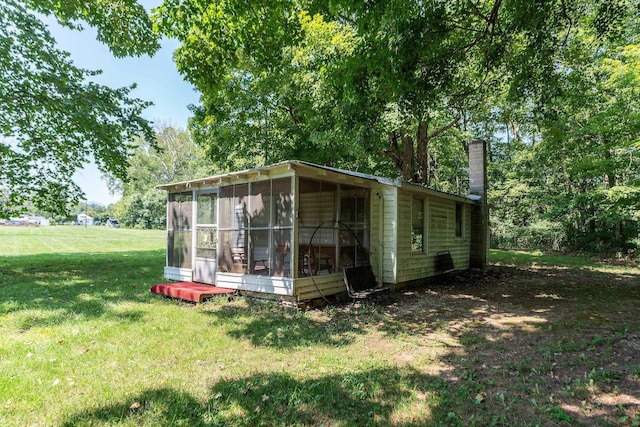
[
  {"x1": 401, "y1": 131, "x2": 415, "y2": 181},
  {"x1": 416, "y1": 121, "x2": 428, "y2": 184},
  {"x1": 604, "y1": 148, "x2": 623, "y2": 246}
]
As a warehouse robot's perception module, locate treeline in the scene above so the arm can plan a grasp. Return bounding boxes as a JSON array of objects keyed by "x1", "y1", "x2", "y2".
[
  {"x1": 104, "y1": 125, "x2": 216, "y2": 230},
  {"x1": 149, "y1": 0, "x2": 639, "y2": 257},
  {"x1": 6, "y1": 1, "x2": 636, "y2": 257},
  {"x1": 109, "y1": 116, "x2": 638, "y2": 258}
]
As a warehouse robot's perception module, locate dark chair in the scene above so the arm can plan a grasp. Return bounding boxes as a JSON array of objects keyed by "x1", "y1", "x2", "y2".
[
  {"x1": 343, "y1": 264, "x2": 389, "y2": 302},
  {"x1": 436, "y1": 250, "x2": 455, "y2": 273}
]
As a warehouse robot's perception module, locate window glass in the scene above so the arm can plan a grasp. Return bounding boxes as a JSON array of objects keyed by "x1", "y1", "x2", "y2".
[{"x1": 412, "y1": 197, "x2": 424, "y2": 253}]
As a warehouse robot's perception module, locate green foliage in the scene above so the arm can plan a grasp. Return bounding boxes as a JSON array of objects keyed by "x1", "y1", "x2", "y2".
[
  {"x1": 0, "y1": 0, "x2": 156, "y2": 218},
  {"x1": 488, "y1": 9, "x2": 640, "y2": 255},
  {"x1": 107, "y1": 125, "x2": 213, "y2": 229},
  {"x1": 116, "y1": 190, "x2": 166, "y2": 229},
  {"x1": 113, "y1": 125, "x2": 213, "y2": 197},
  {"x1": 491, "y1": 219, "x2": 566, "y2": 252},
  {"x1": 547, "y1": 405, "x2": 574, "y2": 423},
  {"x1": 26, "y1": 0, "x2": 160, "y2": 57},
  {"x1": 152, "y1": 0, "x2": 506, "y2": 182},
  {"x1": 154, "y1": 1, "x2": 640, "y2": 253}
]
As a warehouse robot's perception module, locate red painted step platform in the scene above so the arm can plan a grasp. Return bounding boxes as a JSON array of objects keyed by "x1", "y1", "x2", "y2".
[{"x1": 150, "y1": 282, "x2": 235, "y2": 304}]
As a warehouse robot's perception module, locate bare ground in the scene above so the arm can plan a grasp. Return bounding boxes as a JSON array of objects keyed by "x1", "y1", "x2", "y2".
[{"x1": 367, "y1": 264, "x2": 640, "y2": 425}]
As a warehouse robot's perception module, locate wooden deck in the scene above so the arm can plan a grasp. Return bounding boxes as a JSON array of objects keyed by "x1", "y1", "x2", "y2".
[{"x1": 150, "y1": 282, "x2": 235, "y2": 304}]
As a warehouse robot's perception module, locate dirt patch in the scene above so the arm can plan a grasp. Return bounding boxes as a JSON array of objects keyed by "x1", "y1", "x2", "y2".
[{"x1": 354, "y1": 265, "x2": 640, "y2": 425}]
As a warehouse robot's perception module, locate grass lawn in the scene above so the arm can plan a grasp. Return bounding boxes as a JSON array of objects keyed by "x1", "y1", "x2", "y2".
[{"x1": 1, "y1": 226, "x2": 639, "y2": 426}]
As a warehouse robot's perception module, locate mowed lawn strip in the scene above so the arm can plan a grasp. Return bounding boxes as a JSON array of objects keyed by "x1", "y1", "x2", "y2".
[{"x1": 0, "y1": 227, "x2": 638, "y2": 426}]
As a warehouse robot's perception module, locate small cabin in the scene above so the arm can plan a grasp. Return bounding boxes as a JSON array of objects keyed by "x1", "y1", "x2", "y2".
[{"x1": 156, "y1": 141, "x2": 488, "y2": 303}]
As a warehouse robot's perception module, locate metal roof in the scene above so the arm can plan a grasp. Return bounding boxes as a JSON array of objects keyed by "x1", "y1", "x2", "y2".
[{"x1": 155, "y1": 160, "x2": 475, "y2": 202}]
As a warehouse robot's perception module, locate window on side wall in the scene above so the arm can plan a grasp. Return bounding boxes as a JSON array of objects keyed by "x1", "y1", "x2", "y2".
[
  {"x1": 455, "y1": 202, "x2": 463, "y2": 238},
  {"x1": 412, "y1": 197, "x2": 424, "y2": 253}
]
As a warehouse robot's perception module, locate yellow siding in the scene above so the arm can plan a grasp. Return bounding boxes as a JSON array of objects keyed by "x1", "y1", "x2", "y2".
[
  {"x1": 380, "y1": 186, "x2": 398, "y2": 284},
  {"x1": 295, "y1": 274, "x2": 346, "y2": 300},
  {"x1": 298, "y1": 191, "x2": 335, "y2": 228},
  {"x1": 369, "y1": 189, "x2": 381, "y2": 284},
  {"x1": 394, "y1": 190, "x2": 471, "y2": 284}
]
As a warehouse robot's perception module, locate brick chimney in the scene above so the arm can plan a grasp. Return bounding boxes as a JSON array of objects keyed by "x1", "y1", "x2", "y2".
[{"x1": 469, "y1": 139, "x2": 488, "y2": 269}]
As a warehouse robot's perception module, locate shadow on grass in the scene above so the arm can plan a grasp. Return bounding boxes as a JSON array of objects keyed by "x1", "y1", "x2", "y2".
[
  {"x1": 204, "y1": 302, "x2": 378, "y2": 348},
  {"x1": 59, "y1": 387, "x2": 210, "y2": 427},
  {"x1": 0, "y1": 249, "x2": 165, "y2": 329},
  {"x1": 54, "y1": 263, "x2": 640, "y2": 426},
  {"x1": 60, "y1": 367, "x2": 451, "y2": 426},
  {"x1": 490, "y1": 249, "x2": 640, "y2": 271}
]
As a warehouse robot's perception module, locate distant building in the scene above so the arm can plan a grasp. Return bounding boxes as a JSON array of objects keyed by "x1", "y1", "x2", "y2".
[
  {"x1": 4, "y1": 215, "x2": 50, "y2": 226},
  {"x1": 24, "y1": 215, "x2": 50, "y2": 226},
  {"x1": 77, "y1": 213, "x2": 94, "y2": 226}
]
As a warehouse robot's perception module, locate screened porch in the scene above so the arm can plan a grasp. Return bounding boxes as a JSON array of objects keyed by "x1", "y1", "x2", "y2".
[{"x1": 165, "y1": 174, "x2": 372, "y2": 286}]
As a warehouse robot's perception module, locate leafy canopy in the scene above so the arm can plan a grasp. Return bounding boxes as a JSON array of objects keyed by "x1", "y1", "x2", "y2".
[
  {"x1": 153, "y1": 0, "x2": 640, "y2": 253},
  {"x1": 0, "y1": 0, "x2": 159, "y2": 217}
]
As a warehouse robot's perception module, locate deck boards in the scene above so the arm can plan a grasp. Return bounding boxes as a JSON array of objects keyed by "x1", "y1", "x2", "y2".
[{"x1": 150, "y1": 282, "x2": 235, "y2": 304}]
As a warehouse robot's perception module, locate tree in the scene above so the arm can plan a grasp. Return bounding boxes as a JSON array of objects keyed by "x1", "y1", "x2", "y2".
[
  {"x1": 108, "y1": 124, "x2": 213, "y2": 228},
  {"x1": 109, "y1": 124, "x2": 213, "y2": 196},
  {"x1": 488, "y1": 12, "x2": 640, "y2": 253},
  {"x1": 154, "y1": 1, "x2": 636, "y2": 185},
  {"x1": 154, "y1": 0, "x2": 639, "y2": 252},
  {"x1": 0, "y1": 0, "x2": 159, "y2": 218},
  {"x1": 114, "y1": 191, "x2": 167, "y2": 229}
]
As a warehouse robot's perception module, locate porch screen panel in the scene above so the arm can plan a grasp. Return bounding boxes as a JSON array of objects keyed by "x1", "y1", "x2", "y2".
[
  {"x1": 248, "y1": 182, "x2": 272, "y2": 272},
  {"x1": 271, "y1": 178, "x2": 293, "y2": 277},
  {"x1": 249, "y1": 229, "x2": 270, "y2": 274},
  {"x1": 339, "y1": 186, "x2": 370, "y2": 268},
  {"x1": 272, "y1": 228, "x2": 292, "y2": 277},
  {"x1": 218, "y1": 186, "x2": 234, "y2": 229},
  {"x1": 272, "y1": 178, "x2": 293, "y2": 227},
  {"x1": 298, "y1": 179, "x2": 338, "y2": 276},
  {"x1": 250, "y1": 180, "x2": 270, "y2": 228},
  {"x1": 197, "y1": 192, "x2": 217, "y2": 225},
  {"x1": 196, "y1": 192, "x2": 217, "y2": 259},
  {"x1": 167, "y1": 192, "x2": 193, "y2": 269},
  {"x1": 218, "y1": 184, "x2": 248, "y2": 273},
  {"x1": 217, "y1": 178, "x2": 294, "y2": 277}
]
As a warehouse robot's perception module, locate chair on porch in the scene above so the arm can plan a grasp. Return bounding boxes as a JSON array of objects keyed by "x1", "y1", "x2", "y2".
[
  {"x1": 298, "y1": 249, "x2": 332, "y2": 276},
  {"x1": 230, "y1": 246, "x2": 248, "y2": 273}
]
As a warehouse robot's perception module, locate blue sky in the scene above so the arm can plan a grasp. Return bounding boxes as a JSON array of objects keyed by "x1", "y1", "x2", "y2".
[{"x1": 45, "y1": 2, "x2": 200, "y2": 205}]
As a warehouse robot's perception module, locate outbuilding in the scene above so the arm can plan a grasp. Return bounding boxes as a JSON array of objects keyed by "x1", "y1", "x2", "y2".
[{"x1": 156, "y1": 140, "x2": 488, "y2": 303}]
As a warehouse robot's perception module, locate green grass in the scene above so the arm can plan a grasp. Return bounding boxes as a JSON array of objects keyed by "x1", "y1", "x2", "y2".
[
  {"x1": 490, "y1": 248, "x2": 637, "y2": 273},
  {"x1": 1, "y1": 227, "x2": 638, "y2": 426},
  {"x1": 0, "y1": 227, "x2": 446, "y2": 426}
]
